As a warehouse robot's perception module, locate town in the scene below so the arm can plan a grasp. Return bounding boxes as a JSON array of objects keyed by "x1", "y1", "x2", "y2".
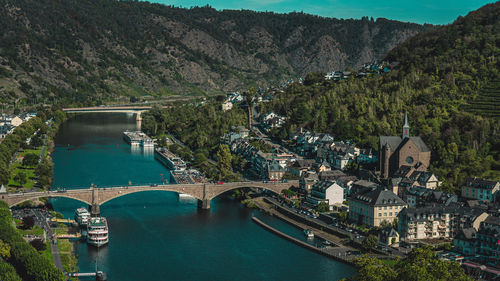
[{"x1": 217, "y1": 89, "x2": 500, "y2": 279}]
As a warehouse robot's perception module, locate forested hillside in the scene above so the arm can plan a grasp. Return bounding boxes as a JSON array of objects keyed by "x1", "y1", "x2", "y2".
[
  {"x1": 0, "y1": 0, "x2": 428, "y2": 105},
  {"x1": 260, "y1": 2, "x2": 500, "y2": 190}
]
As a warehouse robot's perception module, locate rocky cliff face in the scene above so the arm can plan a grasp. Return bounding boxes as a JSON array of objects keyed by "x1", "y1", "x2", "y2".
[{"x1": 0, "y1": 0, "x2": 430, "y2": 103}]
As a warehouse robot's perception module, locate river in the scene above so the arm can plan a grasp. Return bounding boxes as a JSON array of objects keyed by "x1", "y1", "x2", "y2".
[{"x1": 50, "y1": 113, "x2": 356, "y2": 280}]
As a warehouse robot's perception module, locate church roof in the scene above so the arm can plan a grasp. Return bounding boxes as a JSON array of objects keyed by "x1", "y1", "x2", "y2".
[
  {"x1": 380, "y1": 136, "x2": 403, "y2": 149},
  {"x1": 405, "y1": 137, "x2": 430, "y2": 152},
  {"x1": 379, "y1": 136, "x2": 430, "y2": 152}
]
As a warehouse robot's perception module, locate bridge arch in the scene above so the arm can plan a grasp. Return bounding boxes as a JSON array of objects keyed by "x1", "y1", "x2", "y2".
[
  {"x1": 8, "y1": 194, "x2": 92, "y2": 208},
  {"x1": 206, "y1": 182, "x2": 291, "y2": 201},
  {"x1": 98, "y1": 188, "x2": 203, "y2": 206}
]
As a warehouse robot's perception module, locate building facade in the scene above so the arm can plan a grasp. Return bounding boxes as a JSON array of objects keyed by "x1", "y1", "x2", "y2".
[
  {"x1": 349, "y1": 189, "x2": 407, "y2": 227},
  {"x1": 379, "y1": 114, "x2": 431, "y2": 179},
  {"x1": 461, "y1": 177, "x2": 500, "y2": 202}
]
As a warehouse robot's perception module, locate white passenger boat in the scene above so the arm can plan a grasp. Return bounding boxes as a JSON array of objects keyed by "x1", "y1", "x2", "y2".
[
  {"x1": 87, "y1": 217, "x2": 109, "y2": 247},
  {"x1": 74, "y1": 207, "x2": 91, "y2": 227}
]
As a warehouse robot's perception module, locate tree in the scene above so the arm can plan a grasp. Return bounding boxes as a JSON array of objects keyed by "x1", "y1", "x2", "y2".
[
  {"x1": 22, "y1": 216, "x2": 35, "y2": 229},
  {"x1": 351, "y1": 247, "x2": 472, "y2": 281},
  {"x1": 338, "y1": 211, "x2": 348, "y2": 223},
  {"x1": 353, "y1": 256, "x2": 396, "y2": 281},
  {"x1": 0, "y1": 240, "x2": 11, "y2": 259},
  {"x1": 30, "y1": 238, "x2": 46, "y2": 251},
  {"x1": 362, "y1": 235, "x2": 378, "y2": 251},
  {"x1": 14, "y1": 172, "x2": 27, "y2": 186},
  {"x1": 22, "y1": 153, "x2": 39, "y2": 167},
  {"x1": 216, "y1": 144, "x2": 232, "y2": 180},
  {"x1": 317, "y1": 201, "x2": 329, "y2": 213},
  {"x1": 0, "y1": 164, "x2": 9, "y2": 185},
  {"x1": 29, "y1": 135, "x2": 43, "y2": 147},
  {"x1": 281, "y1": 189, "x2": 296, "y2": 198}
]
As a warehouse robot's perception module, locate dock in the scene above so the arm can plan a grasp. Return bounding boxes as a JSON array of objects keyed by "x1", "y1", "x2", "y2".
[
  {"x1": 50, "y1": 218, "x2": 76, "y2": 224},
  {"x1": 251, "y1": 217, "x2": 354, "y2": 265}
]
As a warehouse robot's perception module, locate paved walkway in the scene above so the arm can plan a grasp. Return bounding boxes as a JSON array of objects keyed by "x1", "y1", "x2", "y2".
[{"x1": 32, "y1": 209, "x2": 64, "y2": 270}]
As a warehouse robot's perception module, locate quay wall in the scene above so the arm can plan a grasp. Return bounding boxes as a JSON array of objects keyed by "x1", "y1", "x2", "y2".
[
  {"x1": 251, "y1": 217, "x2": 354, "y2": 265},
  {"x1": 264, "y1": 197, "x2": 351, "y2": 239}
]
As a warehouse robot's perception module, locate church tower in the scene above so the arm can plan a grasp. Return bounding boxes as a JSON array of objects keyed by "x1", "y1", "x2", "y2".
[{"x1": 402, "y1": 112, "x2": 410, "y2": 139}]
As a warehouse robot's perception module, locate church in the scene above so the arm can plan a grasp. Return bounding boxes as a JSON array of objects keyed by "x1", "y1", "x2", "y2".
[{"x1": 379, "y1": 114, "x2": 431, "y2": 179}]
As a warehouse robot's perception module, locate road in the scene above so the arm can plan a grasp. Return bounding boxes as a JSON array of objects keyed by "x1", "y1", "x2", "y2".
[{"x1": 251, "y1": 126, "x2": 302, "y2": 159}]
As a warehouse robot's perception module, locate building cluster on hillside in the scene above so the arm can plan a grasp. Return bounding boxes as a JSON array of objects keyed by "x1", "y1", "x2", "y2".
[
  {"x1": 221, "y1": 92, "x2": 244, "y2": 112},
  {"x1": 260, "y1": 112, "x2": 286, "y2": 131},
  {"x1": 324, "y1": 61, "x2": 395, "y2": 81},
  {"x1": 0, "y1": 112, "x2": 37, "y2": 141},
  {"x1": 286, "y1": 127, "x2": 377, "y2": 169}
]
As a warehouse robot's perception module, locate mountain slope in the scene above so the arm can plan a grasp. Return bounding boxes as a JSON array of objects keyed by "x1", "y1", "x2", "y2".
[
  {"x1": 0, "y1": 0, "x2": 428, "y2": 104},
  {"x1": 260, "y1": 1, "x2": 500, "y2": 189}
]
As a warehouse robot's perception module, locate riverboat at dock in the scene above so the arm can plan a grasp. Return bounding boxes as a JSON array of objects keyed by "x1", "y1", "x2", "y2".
[
  {"x1": 154, "y1": 147, "x2": 186, "y2": 171},
  {"x1": 170, "y1": 169, "x2": 207, "y2": 184},
  {"x1": 74, "y1": 207, "x2": 91, "y2": 227},
  {"x1": 87, "y1": 217, "x2": 109, "y2": 247},
  {"x1": 123, "y1": 131, "x2": 154, "y2": 147}
]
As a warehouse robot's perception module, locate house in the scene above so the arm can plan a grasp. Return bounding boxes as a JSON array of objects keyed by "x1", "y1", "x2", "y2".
[
  {"x1": 379, "y1": 227, "x2": 399, "y2": 246},
  {"x1": 299, "y1": 172, "x2": 319, "y2": 194},
  {"x1": 318, "y1": 170, "x2": 345, "y2": 181},
  {"x1": 306, "y1": 181, "x2": 344, "y2": 210},
  {"x1": 288, "y1": 159, "x2": 315, "y2": 177},
  {"x1": 398, "y1": 204, "x2": 487, "y2": 241},
  {"x1": 399, "y1": 185, "x2": 457, "y2": 208},
  {"x1": 454, "y1": 228, "x2": 477, "y2": 256},
  {"x1": 350, "y1": 180, "x2": 379, "y2": 196},
  {"x1": 10, "y1": 116, "x2": 23, "y2": 127},
  {"x1": 222, "y1": 100, "x2": 233, "y2": 112},
  {"x1": 477, "y1": 216, "x2": 500, "y2": 264},
  {"x1": 267, "y1": 160, "x2": 285, "y2": 181},
  {"x1": 379, "y1": 113, "x2": 431, "y2": 178},
  {"x1": 349, "y1": 189, "x2": 407, "y2": 227},
  {"x1": 398, "y1": 205, "x2": 455, "y2": 241},
  {"x1": 313, "y1": 161, "x2": 331, "y2": 173},
  {"x1": 461, "y1": 177, "x2": 500, "y2": 202}
]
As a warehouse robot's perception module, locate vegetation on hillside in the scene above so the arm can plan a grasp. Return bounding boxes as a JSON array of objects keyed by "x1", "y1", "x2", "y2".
[
  {"x1": 0, "y1": 0, "x2": 429, "y2": 106},
  {"x1": 260, "y1": 2, "x2": 500, "y2": 190}
]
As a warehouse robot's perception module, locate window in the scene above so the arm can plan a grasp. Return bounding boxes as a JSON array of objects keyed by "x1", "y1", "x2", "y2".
[
  {"x1": 384, "y1": 213, "x2": 387, "y2": 216},
  {"x1": 379, "y1": 207, "x2": 382, "y2": 210},
  {"x1": 384, "y1": 206, "x2": 387, "y2": 210},
  {"x1": 389, "y1": 212, "x2": 392, "y2": 216},
  {"x1": 406, "y1": 156, "x2": 414, "y2": 164},
  {"x1": 379, "y1": 213, "x2": 382, "y2": 216},
  {"x1": 389, "y1": 206, "x2": 393, "y2": 210}
]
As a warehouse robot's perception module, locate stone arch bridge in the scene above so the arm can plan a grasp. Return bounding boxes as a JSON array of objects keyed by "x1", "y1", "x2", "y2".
[{"x1": 0, "y1": 181, "x2": 298, "y2": 214}]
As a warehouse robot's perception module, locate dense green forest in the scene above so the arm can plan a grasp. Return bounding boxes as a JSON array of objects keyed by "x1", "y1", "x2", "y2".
[
  {"x1": 0, "y1": 0, "x2": 428, "y2": 106},
  {"x1": 258, "y1": 2, "x2": 500, "y2": 191}
]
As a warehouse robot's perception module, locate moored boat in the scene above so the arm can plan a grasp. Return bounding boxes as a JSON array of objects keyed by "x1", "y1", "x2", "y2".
[
  {"x1": 87, "y1": 217, "x2": 109, "y2": 247},
  {"x1": 304, "y1": 229, "x2": 314, "y2": 239},
  {"x1": 74, "y1": 207, "x2": 91, "y2": 227}
]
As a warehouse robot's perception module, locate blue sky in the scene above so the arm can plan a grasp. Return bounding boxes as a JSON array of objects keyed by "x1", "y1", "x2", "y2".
[{"x1": 149, "y1": 0, "x2": 496, "y2": 24}]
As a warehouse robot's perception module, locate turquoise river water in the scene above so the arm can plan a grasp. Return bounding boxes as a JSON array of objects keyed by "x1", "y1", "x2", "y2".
[{"x1": 50, "y1": 113, "x2": 356, "y2": 280}]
